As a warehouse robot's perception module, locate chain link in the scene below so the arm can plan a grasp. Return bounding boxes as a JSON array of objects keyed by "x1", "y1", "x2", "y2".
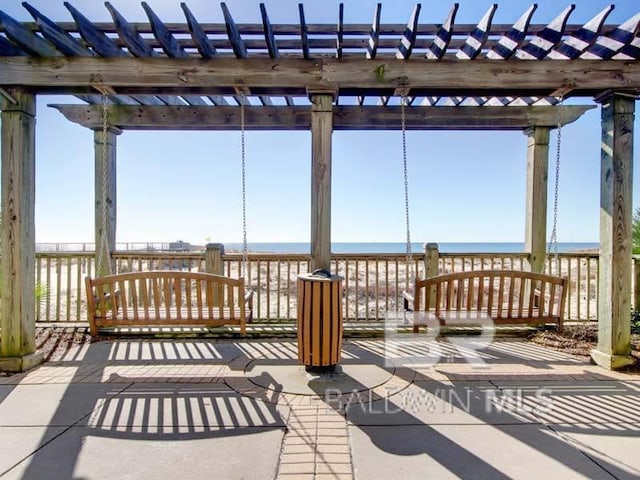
[
  {"x1": 97, "y1": 92, "x2": 111, "y2": 275},
  {"x1": 401, "y1": 95, "x2": 414, "y2": 284},
  {"x1": 240, "y1": 95, "x2": 249, "y2": 283},
  {"x1": 546, "y1": 94, "x2": 564, "y2": 276}
]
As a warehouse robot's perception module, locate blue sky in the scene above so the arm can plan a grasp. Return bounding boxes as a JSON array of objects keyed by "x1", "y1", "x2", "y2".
[{"x1": 1, "y1": 0, "x2": 639, "y2": 244}]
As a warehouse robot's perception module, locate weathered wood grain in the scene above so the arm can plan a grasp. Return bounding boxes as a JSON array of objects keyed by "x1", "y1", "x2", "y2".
[
  {"x1": 50, "y1": 104, "x2": 594, "y2": 131},
  {"x1": 259, "y1": 4, "x2": 293, "y2": 106},
  {"x1": 221, "y1": 2, "x2": 247, "y2": 58},
  {"x1": 310, "y1": 94, "x2": 333, "y2": 272},
  {"x1": 0, "y1": 89, "x2": 36, "y2": 360},
  {"x1": 0, "y1": 36, "x2": 23, "y2": 56},
  {"x1": 336, "y1": 3, "x2": 344, "y2": 60},
  {"x1": 2, "y1": 57, "x2": 639, "y2": 96},
  {"x1": 8, "y1": 19, "x2": 626, "y2": 37},
  {"x1": 179, "y1": 4, "x2": 226, "y2": 107},
  {"x1": 298, "y1": 4, "x2": 310, "y2": 60},
  {"x1": 23, "y1": 2, "x2": 94, "y2": 57},
  {"x1": 592, "y1": 93, "x2": 636, "y2": 369},
  {"x1": 0, "y1": 9, "x2": 61, "y2": 57},
  {"x1": 94, "y1": 128, "x2": 117, "y2": 277},
  {"x1": 104, "y1": 2, "x2": 189, "y2": 106},
  {"x1": 180, "y1": 2, "x2": 217, "y2": 58},
  {"x1": 524, "y1": 127, "x2": 550, "y2": 273}
]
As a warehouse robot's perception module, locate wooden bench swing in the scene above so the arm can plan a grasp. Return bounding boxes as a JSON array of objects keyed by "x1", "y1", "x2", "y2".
[
  {"x1": 86, "y1": 271, "x2": 253, "y2": 335},
  {"x1": 86, "y1": 95, "x2": 253, "y2": 335},
  {"x1": 403, "y1": 270, "x2": 567, "y2": 331},
  {"x1": 397, "y1": 94, "x2": 568, "y2": 331}
]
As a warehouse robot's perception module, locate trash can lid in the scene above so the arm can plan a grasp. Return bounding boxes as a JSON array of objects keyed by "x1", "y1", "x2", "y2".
[{"x1": 298, "y1": 269, "x2": 343, "y2": 282}]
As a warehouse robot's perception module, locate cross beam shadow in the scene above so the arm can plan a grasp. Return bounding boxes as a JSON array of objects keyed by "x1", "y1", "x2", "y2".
[
  {"x1": 315, "y1": 341, "x2": 637, "y2": 479},
  {"x1": 3, "y1": 339, "x2": 285, "y2": 480}
]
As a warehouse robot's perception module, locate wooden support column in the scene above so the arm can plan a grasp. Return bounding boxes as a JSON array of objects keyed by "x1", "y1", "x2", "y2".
[
  {"x1": 94, "y1": 128, "x2": 118, "y2": 277},
  {"x1": 524, "y1": 127, "x2": 550, "y2": 273},
  {"x1": 0, "y1": 88, "x2": 42, "y2": 372},
  {"x1": 591, "y1": 93, "x2": 636, "y2": 370},
  {"x1": 309, "y1": 92, "x2": 334, "y2": 272}
]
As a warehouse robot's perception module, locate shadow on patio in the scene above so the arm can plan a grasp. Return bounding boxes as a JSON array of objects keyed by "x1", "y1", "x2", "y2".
[{"x1": 0, "y1": 337, "x2": 638, "y2": 479}]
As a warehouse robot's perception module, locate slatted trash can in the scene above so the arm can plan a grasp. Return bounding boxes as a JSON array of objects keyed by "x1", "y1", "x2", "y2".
[{"x1": 297, "y1": 271, "x2": 344, "y2": 372}]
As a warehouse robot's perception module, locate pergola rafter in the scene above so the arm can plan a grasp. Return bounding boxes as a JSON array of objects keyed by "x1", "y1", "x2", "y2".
[{"x1": 0, "y1": 2, "x2": 639, "y2": 106}]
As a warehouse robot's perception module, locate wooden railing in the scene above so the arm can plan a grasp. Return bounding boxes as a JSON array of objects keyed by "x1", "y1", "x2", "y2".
[
  {"x1": 35, "y1": 252, "x2": 94, "y2": 322},
  {"x1": 220, "y1": 253, "x2": 425, "y2": 321},
  {"x1": 31, "y1": 248, "x2": 600, "y2": 323}
]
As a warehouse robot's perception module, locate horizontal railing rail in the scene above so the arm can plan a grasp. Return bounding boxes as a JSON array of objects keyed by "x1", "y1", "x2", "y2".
[{"x1": 28, "y1": 249, "x2": 600, "y2": 324}]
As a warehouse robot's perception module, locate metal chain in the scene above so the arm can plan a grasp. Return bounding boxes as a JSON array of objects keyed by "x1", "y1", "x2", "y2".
[
  {"x1": 401, "y1": 95, "x2": 414, "y2": 284},
  {"x1": 97, "y1": 92, "x2": 111, "y2": 275},
  {"x1": 240, "y1": 95, "x2": 249, "y2": 283},
  {"x1": 546, "y1": 94, "x2": 564, "y2": 276}
]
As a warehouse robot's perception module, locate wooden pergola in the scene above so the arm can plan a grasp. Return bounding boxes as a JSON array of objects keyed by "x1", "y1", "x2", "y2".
[{"x1": 0, "y1": 2, "x2": 639, "y2": 371}]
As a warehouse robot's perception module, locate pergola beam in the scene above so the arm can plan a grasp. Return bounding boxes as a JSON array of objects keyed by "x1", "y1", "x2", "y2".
[
  {"x1": 50, "y1": 104, "x2": 594, "y2": 131},
  {"x1": 2, "y1": 57, "x2": 640, "y2": 96}
]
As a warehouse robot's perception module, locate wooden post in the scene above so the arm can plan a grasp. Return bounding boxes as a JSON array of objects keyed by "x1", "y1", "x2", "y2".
[
  {"x1": 94, "y1": 128, "x2": 118, "y2": 277},
  {"x1": 205, "y1": 243, "x2": 225, "y2": 275},
  {"x1": 309, "y1": 92, "x2": 334, "y2": 272},
  {"x1": 423, "y1": 243, "x2": 439, "y2": 278},
  {"x1": 0, "y1": 88, "x2": 43, "y2": 372},
  {"x1": 423, "y1": 243, "x2": 439, "y2": 308},
  {"x1": 524, "y1": 127, "x2": 550, "y2": 273},
  {"x1": 591, "y1": 92, "x2": 635, "y2": 370},
  {"x1": 205, "y1": 243, "x2": 225, "y2": 305}
]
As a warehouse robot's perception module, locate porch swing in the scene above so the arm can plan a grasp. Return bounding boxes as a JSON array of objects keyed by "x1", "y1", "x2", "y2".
[
  {"x1": 85, "y1": 94, "x2": 254, "y2": 335},
  {"x1": 401, "y1": 94, "x2": 568, "y2": 331}
]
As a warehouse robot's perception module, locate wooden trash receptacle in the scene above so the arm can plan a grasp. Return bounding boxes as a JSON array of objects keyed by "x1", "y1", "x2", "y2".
[{"x1": 297, "y1": 271, "x2": 344, "y2": 371}]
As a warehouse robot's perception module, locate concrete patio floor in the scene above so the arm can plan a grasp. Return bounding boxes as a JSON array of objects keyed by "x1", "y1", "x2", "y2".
[{"x1": 0, "y1": 337, "x2": 639, "y2": 479}]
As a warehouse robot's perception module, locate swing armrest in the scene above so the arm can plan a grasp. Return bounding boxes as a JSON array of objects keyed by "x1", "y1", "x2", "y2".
[{"x1": 402, "y1": 290, "x2": 414, "y2": 311}]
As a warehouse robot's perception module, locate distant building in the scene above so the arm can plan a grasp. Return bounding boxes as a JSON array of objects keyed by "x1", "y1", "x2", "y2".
[{"x1": 168, "y1": 240, "x2": 191, "y2": 251}]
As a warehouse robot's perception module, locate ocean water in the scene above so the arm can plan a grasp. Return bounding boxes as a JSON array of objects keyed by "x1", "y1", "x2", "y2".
[{"x1": 224, "y1": 242, "x2": 599, "y2": 254}]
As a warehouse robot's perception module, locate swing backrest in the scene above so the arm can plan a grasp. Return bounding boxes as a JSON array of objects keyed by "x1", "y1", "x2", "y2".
[{"x1": 410, "y1": 270, "x2": 567, "y2": 329}]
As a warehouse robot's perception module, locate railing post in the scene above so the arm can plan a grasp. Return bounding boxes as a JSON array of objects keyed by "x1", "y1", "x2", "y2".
[
  {"x1": 424, "y1": 243, "x2": 439, "y2": 278},
  {"x1": 205, "y1": 243, "x2": 225, "y2": 275},
  {"x1": 423, "y1": 243, "x2": 439, "y2": 308},
  {"x1": 205, "y1": 243, "x2": 225, "y2": 306}
]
